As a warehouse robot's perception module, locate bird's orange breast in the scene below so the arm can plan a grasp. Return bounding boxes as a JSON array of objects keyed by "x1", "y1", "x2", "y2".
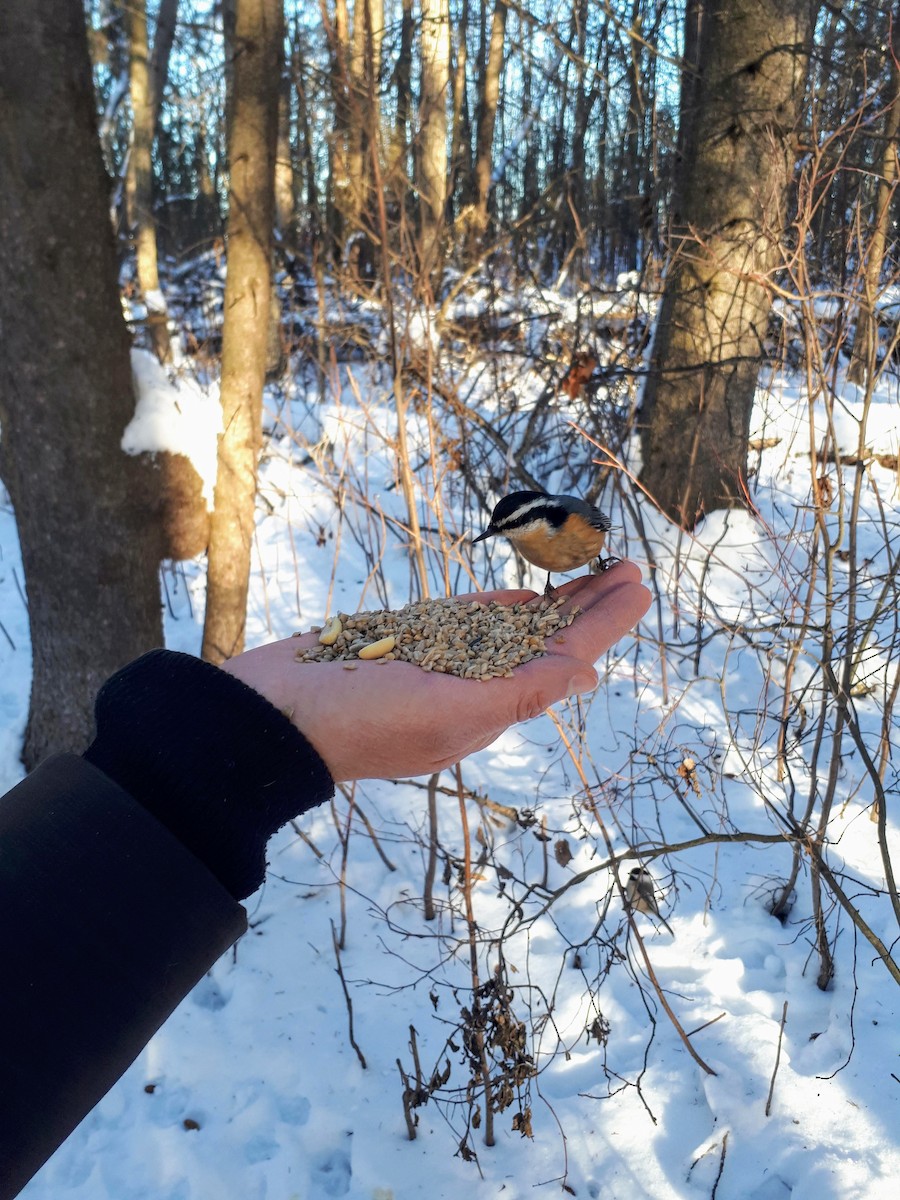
[{"x1": 509, "y1": 522, "x2": 607, "y2": 572}]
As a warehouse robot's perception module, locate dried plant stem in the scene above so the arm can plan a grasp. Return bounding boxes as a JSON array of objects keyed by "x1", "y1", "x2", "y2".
[
  {"x1": 765, "y1": 1001, "x2": 789, "y2": 1117},
  {"x1": 550, "y1": 713, "x2": 717, "y2": 1076},
  {"x1": 710, "y1": 1131, "x2": 729, "y2": 1200},
  {"x1": 368, "y1": 109, "x2": 429, "y2": 600},
  {"x1": 423, "y1": 771, "x2": 440, "y2": 920},
  {"x1": 331, "y1": 920, "x2": 366, "y2": 1070},
  {"x1": 454, "y1": 764, "x2": 495, "y2": 1146},
  {"x1": 339, "y1": 788, "x2": 397, "y2": 873}
]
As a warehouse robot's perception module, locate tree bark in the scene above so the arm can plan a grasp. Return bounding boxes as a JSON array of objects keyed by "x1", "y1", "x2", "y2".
[
  {"x1": 274, "y1": 60, "x2": 295, "y2": 246},
  {"x1": 325, "y1": 0, "x2": 352, "y2": 259},
  {"x1": 640, "y1": 0, "x2": 815, "y2": 528},
  {"x1": 417, "y1": 0, "x2": 450, "y2": 284},
  {"x1": 469, "y1": 0, "x2": 507, "y2": 245},
  {"x1": 201, "y1": 0, "x2": 282, "y2": 665},
  {"x1": 449, "y1": 0, "x2": 472, "y2": 217},
  {"x1": 149, "y1": 0, "x2": 179, "y2": 123},
  {"x1": 0, "y1": 0, "x2": 164, "y2": 767},
  {"x1": 126, "y1": 0, "x2": 172, "y2": 362},
  {"x1": 847, "y1": 4, "x2": 900, "y2": 387}
]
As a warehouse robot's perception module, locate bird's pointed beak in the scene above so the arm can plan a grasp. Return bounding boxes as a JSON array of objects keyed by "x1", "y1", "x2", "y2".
[{"x1": 471, "y1": 525, "x2": 495, "y2": 545}]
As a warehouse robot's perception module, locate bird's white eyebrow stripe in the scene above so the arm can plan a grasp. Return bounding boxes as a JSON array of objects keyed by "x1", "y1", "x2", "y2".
[{"x1": 494, "y1": 496, "x2": 548, "y2": 526}]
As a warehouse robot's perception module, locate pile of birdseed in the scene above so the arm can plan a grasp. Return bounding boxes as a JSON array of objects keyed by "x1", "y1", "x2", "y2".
[{"x1": 295, "y1": 596, "x2": 579, "y2": 680}]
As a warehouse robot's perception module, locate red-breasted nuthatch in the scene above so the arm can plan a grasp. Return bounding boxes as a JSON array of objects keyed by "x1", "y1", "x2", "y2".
[
  {"x1": 472, "y1": 490, "x2": 613, "y2": 591},
  {"x1": 624, "y1": 866, "x2": 674, "y2": 936}
]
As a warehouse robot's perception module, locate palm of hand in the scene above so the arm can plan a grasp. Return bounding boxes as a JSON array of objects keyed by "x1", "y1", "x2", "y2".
[{"x1": 224, "y1": 564, "x2": 650, "y2": 781}]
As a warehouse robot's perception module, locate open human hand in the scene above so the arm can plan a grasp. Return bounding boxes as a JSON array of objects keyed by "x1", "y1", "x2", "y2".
[{"x1": 222, "y1": 562, "x2": 651, "y2": 782}]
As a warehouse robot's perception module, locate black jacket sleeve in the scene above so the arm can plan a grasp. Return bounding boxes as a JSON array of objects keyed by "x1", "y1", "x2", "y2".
[
  {"x1": 0, "y1": 755, "x2": 247, "y2": 1199},
  {"x1": 0, "y1": 650, "x2": 335, "y2": 1199}
]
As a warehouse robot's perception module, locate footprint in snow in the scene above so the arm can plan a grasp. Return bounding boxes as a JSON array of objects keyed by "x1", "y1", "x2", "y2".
[{"x1": 310, "y1": 1147, "x2": 352, "y2": 1197}]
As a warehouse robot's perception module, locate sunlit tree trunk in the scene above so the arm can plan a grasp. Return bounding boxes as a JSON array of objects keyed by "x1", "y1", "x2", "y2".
[
  {"x1": 469, "y1": 0, "x2": 506, "y2": 245},
  {"x1": 388, "y1": 0, "x2": 414, "y2": 193},
  {"x1": 326, "y1": 0, "x2": 351, "y2": 258},
  {"x1": 202, "y1": 0, "x2": 282, "y2": 664},
  {"x1": 126, "y1": 0, "x2": 172, "y2": 362},
  {"x1": 848, "y1": 6, "x2": 900, "y2": 387},
  {"x1": 0, "y1": 0, "x2": 164, "y2": 766},
  {"x1": 449, "y1": 0, "x2": 473, "y2": 219},
  {"x1": 640, "y1": 0, "x2": 814, "y2": 528},
  {"x1": 417, "y1": 0, "x2": 450, "y2": 284},
  {"x1": 622, "y1": 0, "x2": 644, "y2": 271},
  {"x1": 274, "y1": 62, "x2": 295, "y2": 247},
  {"x1": 342, "y1": 0, "x2": 383, "y2": 287}
]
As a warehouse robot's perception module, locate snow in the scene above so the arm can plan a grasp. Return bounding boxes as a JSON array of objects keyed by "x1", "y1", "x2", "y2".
[
  {"x1": 2, "y1": 329, "x2": 899, "y2": 1199},
  {"x1": 123, "y1": 349, "x2": 222, "y2": 506}
]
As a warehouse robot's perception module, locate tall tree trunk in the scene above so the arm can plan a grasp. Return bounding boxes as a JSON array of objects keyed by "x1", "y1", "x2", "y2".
[
  {"x1": 0, "y1": 0, "x2": 164, "y2": 767},
  {"x1": 417, "y1": 0, "x2": 450, "y2": 286},
  {"x1": 295, "y1": 36, "x2": 320, "y2": 218},
  {"x1": 449, "y1": 0, "x2": 472, "y2": 219},
  {"x1": 274, "y1": 55, "x2": 295, "y2": 247},
  {"x1": 469, "y1": 0, "x2": 506, "y2": 245},
  {"x1": 149, "y1": 0, "x2": 179, "y2": 122},
  {"x1": 195, "y1": 116, "x2": 220, "y2": 237},
  {"x1": 389, "y1": 0, "x2": 414, "y2": 194},
  {"x1": 345, "y1": 0, "x2": 367, "y2": 243},
  {"x1": 127, "y1": 0, "x2": 172, "y2": 362},
  {"x1": 848, "y1": 5, "x2": 900, "y2": 386},
  {"x1": 201, "y1": 0, "x2": 282, "y2": 664},
  {"x1": 325, "y1": 0, "x2": 352, "y2": 260},
  {"x1": 343, "y1": 0, "x2": 383, "y2": 288},
  {"x1": 622, "y1": 0, "x2": 644, "y2": 271},
  {"x1": 640, "y1": 0, "x2": 815, "y2": 528}
]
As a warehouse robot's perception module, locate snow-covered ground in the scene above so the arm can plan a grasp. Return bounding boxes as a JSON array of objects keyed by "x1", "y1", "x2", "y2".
[{"x1": 3, "y1": 323, "x2": 900, "y2": 1199}]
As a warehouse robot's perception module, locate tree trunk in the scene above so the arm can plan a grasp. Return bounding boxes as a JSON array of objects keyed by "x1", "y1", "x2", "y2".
[
  {"x1": 449, "y1": 0, "x2": 472, "y2": 218},
  {"x1": 847, "y1": 4, "x2": 900, "y2": 387},
  {"x1": 640, "y1": 0, "x2": 815, "y2": 528},
  {"x1": 0, "y1": 0, "x2": 164, "y2": 767},
  {"x1": 326, "y1": 0, "x2": 352, "y2": 260},
  {"x1": 417, "y1": 0, "x2": 450, "y2": 285},
  {"x1": 343, "y1": 0, "x2": 383, "y2": 289},
  {"x1": 126, "y1": 0, "x2": 172, "y2": 363},
  {"x1": 149, "y1": 0, "x2": 179, "y2": 122},
  {"x1": 469, "y1": 0, "x2": 507, "y2": 245},
  {"x1": 389, "y1": 0, "x2": 414, "y2": 188},
  {"x1": 274, "y1": 61, "x2": 296, "y2": 246},
  {"x1": 201, "y1": 0, "x2": 282, "y2": 665}
]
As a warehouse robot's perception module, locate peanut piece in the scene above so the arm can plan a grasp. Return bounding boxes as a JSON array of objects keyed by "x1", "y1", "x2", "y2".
[
  {"x1": 358, "y1": 635, "x2": 397, "y2": 660},
  {"x1": 318, "y1": 616, "x2": 343, "y2": 645}
]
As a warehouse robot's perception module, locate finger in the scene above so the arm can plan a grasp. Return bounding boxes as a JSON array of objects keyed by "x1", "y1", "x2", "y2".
[
  {"x1": 544, "y1": 578, "x2": 651, "y2": 663},
  {"x1": 550, "y1": 561, "x2": 644, "y2": 610},
  {"x1": 452, "y1": 587, "x2": 539, "y2": 605}
]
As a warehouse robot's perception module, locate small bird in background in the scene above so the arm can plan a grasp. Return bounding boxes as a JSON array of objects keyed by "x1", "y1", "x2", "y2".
[
  {"x1": 472, "y1": 490, "x2": 613, "y2": 594},
  {"x1": 624, "y1": 866, "x2": 674, "y2": 936}
]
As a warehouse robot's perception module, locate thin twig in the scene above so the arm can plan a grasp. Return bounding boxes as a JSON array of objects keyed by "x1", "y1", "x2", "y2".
[
  {"x1": 710, "y1": 1131, "x2": 729, "y2": 1200},
  {"x1": 423, "y1": 771, "x2": 440, "y2": 920},
  {"x1": 289, "y1": 819, "x2": 323, "y2": 859},
  {"x1": 331, "y1": 919, "x2": 366, "y2": 1070},
  {"x1": 685, "y1": 1011, "x2": 727, "y2": 1039},
  {"x1": 765, "y1": 1001, "x2": 789, "y2": 1117}
]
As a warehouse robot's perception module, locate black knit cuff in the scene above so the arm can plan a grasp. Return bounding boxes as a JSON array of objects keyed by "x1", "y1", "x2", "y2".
[{"x1": 84, "y1": 649, "x2": 334, "y2": 900}]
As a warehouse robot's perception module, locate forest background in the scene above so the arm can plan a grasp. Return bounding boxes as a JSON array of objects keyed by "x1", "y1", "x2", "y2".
[{"x1": 1, "y1": 0, "x2": 900, "y2": 1197}]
